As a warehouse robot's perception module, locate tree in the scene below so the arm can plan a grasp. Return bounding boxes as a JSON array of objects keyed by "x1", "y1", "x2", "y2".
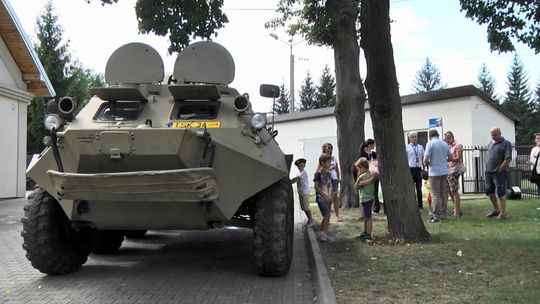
[
  {"x1": 273, "y1": 83, "x2": 290, "y2": 114},
  {"x1": 66, "y1": 66, "x2": 105, "y2": 113},
  {"x1": 502, "y1": 54, "x2": 533, "y2": 143},
  {"x1": 315, "y1": 65, "x2": 336, "y2": 108},
  {"x1": 360, "y1": 0, "x2": 430, "y2": 240},
  {"x1": 28, "y1": 1, "x2": 105, "y2": 154},
  {"x1": 268, "y1": 0, "x2": 367, "y2": 213},
  {"x1": 28, "y1": 0, "x2": 72, "y2": 154},
  {"x1": 459, "y1": 0, "x2": 540, "y2": 54},
  {"x1": 90, "y1": 0, "x2": 228, "y2": 54},
  {"x1": 475, "y1": 63, "x2": 498, "y2": 102},
  {"x1": 412, "y1": 58, "x2": 446, "y2": 93},
  {"x1": 299, "y1": 72, "x2": 317, "y2": 110}
]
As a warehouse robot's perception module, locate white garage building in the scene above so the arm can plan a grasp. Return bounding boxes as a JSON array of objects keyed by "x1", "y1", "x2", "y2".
[
  {"x1": 0, "y1": 0, "x2": 54, "y2": 198},
  {"x1": 273, "y1": 85, "x2": 517, "y2": 174}
]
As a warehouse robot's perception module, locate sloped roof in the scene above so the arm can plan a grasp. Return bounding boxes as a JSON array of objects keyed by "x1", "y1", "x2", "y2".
[
  {"x1": 273, "y1": 85, "x2": 517, "y2": 123},
  {"x1": 0, "y1": 0, "x2": 54, "y2": 97}
]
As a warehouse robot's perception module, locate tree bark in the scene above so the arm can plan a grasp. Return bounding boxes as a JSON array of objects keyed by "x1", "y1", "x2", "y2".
[
  {"x1": 326, "y1": 0, "x2": 366, "y2": 208},
  {"x1": 360, "y1": 0, "x2": 430, "y2": 240}
]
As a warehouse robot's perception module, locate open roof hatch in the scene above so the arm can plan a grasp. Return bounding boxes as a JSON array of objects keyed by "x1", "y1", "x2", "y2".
[
  {"x1": 105, "y1": 42, "x2": 164, "y2": 85},
  {"x1": 173, "y1": 41, "x2": 235, "y2": 85}
]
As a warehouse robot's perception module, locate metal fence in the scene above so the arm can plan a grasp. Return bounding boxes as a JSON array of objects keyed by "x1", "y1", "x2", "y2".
[{"x1": 461, "y1": 145, "x2": 538, "y2": 198}]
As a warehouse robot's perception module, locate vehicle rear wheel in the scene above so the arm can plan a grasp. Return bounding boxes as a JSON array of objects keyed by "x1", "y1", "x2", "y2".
[
  {"x1": 21, "y1": 188, "x2": 93, "y2": 275},
  {"x1": 253, "y1": 177, "x2": 294, "y2": 276},
  {"x1": 92, "y1": 230, "x2": 124, "y2": 254},
  {"x1": 124, "y1": 230, "x2": 148, "y2": 239}
]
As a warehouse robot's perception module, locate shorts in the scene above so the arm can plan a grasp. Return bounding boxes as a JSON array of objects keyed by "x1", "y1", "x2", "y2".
[
  {"x1": 331, "y1": 179, "x2": 339, "y2": 193},
  {"x1": 316, "y1": 197, "x2": 332, "y2": 217},
  {"x1": 485, "y1": 171, "x2": 508, "y2": 198},
  {"x1": 361, "y1": 200, "x2": 373, "y2": 219},
  {"x1": 298, "y1": 194, "x2": 310, "y2": 212},
  {"x1": 446, "y1": 172, "x2": 460, "y2": 192}
]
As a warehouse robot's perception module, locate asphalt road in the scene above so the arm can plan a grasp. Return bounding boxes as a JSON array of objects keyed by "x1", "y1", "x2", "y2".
[{"x1": 0, "y1": 195, "x2": 315, "y2": 304}]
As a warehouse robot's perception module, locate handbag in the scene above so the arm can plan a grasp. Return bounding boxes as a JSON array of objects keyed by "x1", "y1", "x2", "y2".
[{"x1": 530, "y1": 153, "x2": 540, "y2": 183}]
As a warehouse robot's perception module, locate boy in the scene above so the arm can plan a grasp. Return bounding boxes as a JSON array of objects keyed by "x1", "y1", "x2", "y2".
[
  {"x1": 291, "y1": 158, "x2": 314, "y2": 226},
  {"x1": 354, "y1": 157, "x2": 379, "y2": 241},
  {"x1": 313, "y1": 154, "x2": 334, "y2": 242}
]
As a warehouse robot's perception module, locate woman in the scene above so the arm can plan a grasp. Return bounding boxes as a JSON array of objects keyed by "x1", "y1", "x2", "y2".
[
  {"x1": 359, "y1": 139, "x2": 381, "y2": 213},
  {"x1": 316, "y1": 143, "x2": 341, "y2": 221},
  {"x1": 529, "y1": 133, "x2": 540, "y2": 199}
]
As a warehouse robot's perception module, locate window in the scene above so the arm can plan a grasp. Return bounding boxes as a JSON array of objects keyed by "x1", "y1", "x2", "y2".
[
  {"x1": 94, "y1": 102, "x2": 144, "y2": 121},
  {"x1": 170, "y1": 101, "x2": 220, "y2": 120}
]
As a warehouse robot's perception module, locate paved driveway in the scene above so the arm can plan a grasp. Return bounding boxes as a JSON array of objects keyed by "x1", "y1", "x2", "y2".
[{"x1": 0, "y1": 195, "x2": 314, "y2": 304}]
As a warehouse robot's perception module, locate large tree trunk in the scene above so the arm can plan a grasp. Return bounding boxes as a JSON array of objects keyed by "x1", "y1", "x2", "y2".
[
  {"x1": 327, "y1": 0, "x2": 366, "y2": 208},
  {"x1": 360, "y1": 0, "x2": 430, "y2": 240}
]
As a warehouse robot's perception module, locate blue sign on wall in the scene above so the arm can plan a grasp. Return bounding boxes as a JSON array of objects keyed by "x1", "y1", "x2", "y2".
[{"x1": 429, "y1": 117, "x2": 443, "y2": 137}]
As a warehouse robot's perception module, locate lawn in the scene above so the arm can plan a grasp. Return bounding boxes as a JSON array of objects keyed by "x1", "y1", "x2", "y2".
[{"x1": 309, "y1": 197, "x2": 540, "y2": 304}]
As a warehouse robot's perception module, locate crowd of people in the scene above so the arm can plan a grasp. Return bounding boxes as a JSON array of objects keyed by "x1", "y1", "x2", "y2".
[{"x1": 291, "y1": 128, "x2": 540, "y2": 243}]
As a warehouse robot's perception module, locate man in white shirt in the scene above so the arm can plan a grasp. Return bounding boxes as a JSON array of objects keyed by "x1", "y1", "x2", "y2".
[{"x1": 406, "y1": 131, "x2": 425, "y2": 209}]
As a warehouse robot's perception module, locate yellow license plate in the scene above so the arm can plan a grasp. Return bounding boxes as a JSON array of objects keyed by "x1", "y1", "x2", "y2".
[{"x1": 172, "y1": 121, "x2": 221, "y2": 128}]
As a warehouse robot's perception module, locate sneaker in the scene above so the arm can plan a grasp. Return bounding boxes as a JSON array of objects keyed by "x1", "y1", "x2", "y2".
[
  {"x1": 355, "y1": 232, "x2": 367, "y2": 239},
  {"x1": 429, "y1": 218, "x2": 440, "y2": 223},
  {"x1": 319, "y1": 233, "x2": 329, "y2": 242},
  {"x1": 306, "y1": 219, "x2": 315, "y2": 227},
  {"x1": 363, "y1": 234, "x2": 373, "y2": 241}
]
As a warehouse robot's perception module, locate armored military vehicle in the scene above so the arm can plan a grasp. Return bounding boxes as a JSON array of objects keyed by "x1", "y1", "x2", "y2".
[{"x1": 23, "y1": 42, "x2": 294, "y2": 277}]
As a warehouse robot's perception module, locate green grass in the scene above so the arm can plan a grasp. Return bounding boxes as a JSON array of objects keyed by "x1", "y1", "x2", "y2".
[{"x1": 310, "y1": 198, "x2": 540, "y2": 303}]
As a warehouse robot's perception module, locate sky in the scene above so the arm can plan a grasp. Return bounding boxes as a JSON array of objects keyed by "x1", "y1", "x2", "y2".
[{"x1": 10, "y1": 0, "x2": 540, "y2": 113}]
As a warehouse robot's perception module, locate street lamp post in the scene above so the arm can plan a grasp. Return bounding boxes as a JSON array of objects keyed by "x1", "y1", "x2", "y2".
[{"x1": 270, "y1": 33, "x2": 298, "y2": 113}]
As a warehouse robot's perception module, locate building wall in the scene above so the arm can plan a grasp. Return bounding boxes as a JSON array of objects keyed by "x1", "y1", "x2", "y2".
[
  {"x1": 274, "y1": 94, "x2": 515, "y2": 183},
  {"x1": 0, "y1": 40, "x2": 33, "y2": 198}
]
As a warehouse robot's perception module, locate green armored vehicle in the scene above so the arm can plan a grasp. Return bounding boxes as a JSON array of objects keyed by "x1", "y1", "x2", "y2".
[{"x1": 23, "y1": 42, "x2": 294, "y2": 277}]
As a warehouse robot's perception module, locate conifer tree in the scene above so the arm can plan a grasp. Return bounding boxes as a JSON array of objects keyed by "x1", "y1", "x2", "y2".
[
  {"x1": 299, "y1": 72, "x2": 317, "y2": 110},
  {"x1": 273, "y1": 83, "x2": 290, "y2": 114},
  {"x1": 412, "y1": 57, "x2": 446, "y2": 93},
  {"x1": 475, "y1": 63, "x2": 498, "y2": 102},
  {"x1": 315, "y1": 65, "x2": 336, "y2": 108},
  {"x1": 503, "y1": 54, "x2": 533, "y2": 143},
  {"x1": 28, "y1": 1, "x2": 104, "y2": 153}
]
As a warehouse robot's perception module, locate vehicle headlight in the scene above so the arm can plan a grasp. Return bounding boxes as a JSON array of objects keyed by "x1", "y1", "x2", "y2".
[
  {"x1": 251, "y1": 113, "x2": 267, "y2": 130},
  {"x1": 44, "y1": 114, "x2": 61, "y2": 131}
]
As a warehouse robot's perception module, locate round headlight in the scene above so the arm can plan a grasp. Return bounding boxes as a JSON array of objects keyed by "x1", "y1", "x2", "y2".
[
  {"x1": 251, "y1": 113, "x2": 267, "y2": 130},
  {"x1": 44, "y1": 114, "x2": 61, "y2": 131}
]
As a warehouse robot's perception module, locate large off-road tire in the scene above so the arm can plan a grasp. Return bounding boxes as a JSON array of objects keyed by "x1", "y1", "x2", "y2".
[
  {"x1": 92, "y1": 230, "x2": 124, "y2": 254},
  {"x1": 21, "y1": 188, "x2": 93, "y2": 275},
  {"x1": 253, "y1": 177, "x2": 294, "y2": 277},
  {"x1": 124, "y1": 230, "x2": 148, "y2": 239}
]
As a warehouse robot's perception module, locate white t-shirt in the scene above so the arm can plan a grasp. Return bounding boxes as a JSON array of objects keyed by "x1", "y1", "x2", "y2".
[
  {"x1": 530, "y1": 146, "x2": 540, "y2": 174},
  {"x1": 329, "y1": 156, "x2": 339, "y2": 180},
  {"x1": 296, "y1": 170, "x2": 310, "y2": 195}
]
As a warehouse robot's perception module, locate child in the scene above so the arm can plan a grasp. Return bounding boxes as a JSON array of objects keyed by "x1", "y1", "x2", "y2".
[
  {"x1": 354, "y1": 157, "x2": 379, "y2": 242},
  {"x1": 423, "y1": 179, "x2": 433, "y2": 218},
  {"x1": 291, "y1": 158, "x2": 314, "y2": 226},
  {"x1": 313, "y1": 153, "x2": 334, "y2": 242}
]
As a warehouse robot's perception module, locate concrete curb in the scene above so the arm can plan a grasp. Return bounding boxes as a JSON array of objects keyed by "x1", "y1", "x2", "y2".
[{"x1": 304, "y1": 226, "x2": 337, "y2": 304}]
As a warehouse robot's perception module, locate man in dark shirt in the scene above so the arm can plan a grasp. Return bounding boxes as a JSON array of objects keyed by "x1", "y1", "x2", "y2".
[{"x1": 485, "y1": 127, "x2": 512, "y2": 219}]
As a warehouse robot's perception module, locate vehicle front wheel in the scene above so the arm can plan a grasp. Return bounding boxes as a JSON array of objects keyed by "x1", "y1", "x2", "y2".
[
  {"x1": 21, "y1": 188, "x2": 93, "y2": 275},
  {"x1": 253, "y1": 177, "x2": 294, "y2": 276}
]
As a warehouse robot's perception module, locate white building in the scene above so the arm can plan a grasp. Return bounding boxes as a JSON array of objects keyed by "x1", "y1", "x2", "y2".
[
  {"x1": 273, "y1": 85, "x2": 517, "y2": 175},
  {"x1": 0, "y1": 0, "x2": 54, "y2": 198}
]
